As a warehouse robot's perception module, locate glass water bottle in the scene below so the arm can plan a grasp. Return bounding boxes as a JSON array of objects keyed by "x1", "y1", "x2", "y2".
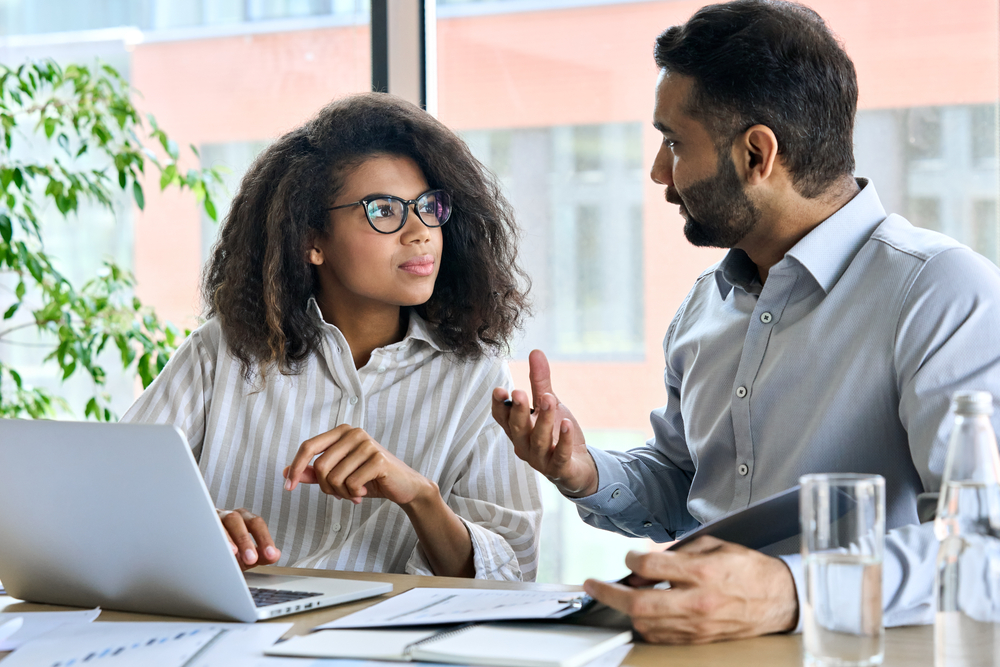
[{"x1": 934, "y1": 390, "x2": 1000, "y2": 666}]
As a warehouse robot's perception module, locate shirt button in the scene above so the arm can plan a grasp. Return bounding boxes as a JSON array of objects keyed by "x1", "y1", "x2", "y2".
[
  {"x1": 738, "y1": 463, "x2": 749, "y2": 476},
  {"x1": 643, "y1": 521, "x2": 653, "y2": 528},
  {"x1": 348, "y1": 396, "x2": 358, "y2": 405},
  {"x1": 736, "y1": 386, "x2": 748, "y2": 398},
  {"x1": 760, "y1": 312, "x2": 773, "y2": 323},
  {"x1": 611, "y1": 489, "x2": 621, "y2": 499},
  {"x1": 332, "y1": 523, "x2": 341, "y2": 532},
  {"x1": 377, "y1": 366, "x2": 387, "y2": 373}
]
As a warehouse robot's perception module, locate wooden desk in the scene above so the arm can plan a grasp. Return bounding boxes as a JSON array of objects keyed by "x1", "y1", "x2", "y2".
[{"x1": 0, "y1": 566, "x2": 935, "y2": 665}]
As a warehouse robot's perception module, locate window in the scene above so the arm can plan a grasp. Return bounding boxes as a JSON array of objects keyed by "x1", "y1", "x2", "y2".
[
  {"x1": 463, "y1": 123, "x2": 644, "y2": 360},
  {"x1": 0, "y1": 0, "x2": 369, "y2": 35},
  {"x1": 857, "y1": 104, "x2": 1000, "y2": 262},
  {"x1": 199, "y1": 141, "x2": 271, "y2": 262}
]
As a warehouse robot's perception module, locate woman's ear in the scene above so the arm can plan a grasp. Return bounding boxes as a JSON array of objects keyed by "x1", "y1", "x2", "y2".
[
  {"x1": 307, "y1": 247, "x2": 324, "y2": 266},
  {"x1": 305, "y1": 235, "x2": 325, "y2": 266}
]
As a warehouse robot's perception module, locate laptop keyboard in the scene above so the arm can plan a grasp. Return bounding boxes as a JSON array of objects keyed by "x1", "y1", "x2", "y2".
[{"x1": 249, "y1": 587, "x2": 323, "y2": 608}]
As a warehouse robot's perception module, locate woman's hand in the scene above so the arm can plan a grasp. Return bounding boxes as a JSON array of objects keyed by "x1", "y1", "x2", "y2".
[
  {"x1": 284, "y1": 424, "x2": 475, "y2": 577},
  {"x1": 217, "y1": 508, "x2": 281, "y2": 571},
  {"x1": 284, "y1": 425, "x2": 435, "y2": 506}
]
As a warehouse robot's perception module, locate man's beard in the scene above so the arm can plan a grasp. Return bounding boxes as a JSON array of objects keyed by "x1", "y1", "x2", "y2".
[{"x1": 666, "y1": 156, "x2": 762, "y2": 248}]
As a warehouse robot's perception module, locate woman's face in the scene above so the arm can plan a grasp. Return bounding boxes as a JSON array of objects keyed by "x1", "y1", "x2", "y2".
[{"x1": 309, "y1": 154, "x2": 444, "y2": 312}]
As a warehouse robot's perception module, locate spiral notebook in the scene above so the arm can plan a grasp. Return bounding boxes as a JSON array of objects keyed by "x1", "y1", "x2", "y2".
[{"x1": 266, "y1": 623, "x2": 633, "y2": 667}]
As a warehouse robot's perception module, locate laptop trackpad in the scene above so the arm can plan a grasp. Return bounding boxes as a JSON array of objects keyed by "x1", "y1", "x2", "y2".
[{"x1": 244, "y1": 572, "x2": 312, "y2": 589}]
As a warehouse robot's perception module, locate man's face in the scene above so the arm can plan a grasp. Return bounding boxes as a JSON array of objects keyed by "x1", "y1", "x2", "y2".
[{"x1": 650, "y1": 71, "x2": 761, "y2": 248}]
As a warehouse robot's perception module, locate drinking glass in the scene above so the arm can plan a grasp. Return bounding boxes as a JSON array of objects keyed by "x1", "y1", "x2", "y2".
[{"x1": 800, "y1": 473, "x2": 886, "y2": 667}]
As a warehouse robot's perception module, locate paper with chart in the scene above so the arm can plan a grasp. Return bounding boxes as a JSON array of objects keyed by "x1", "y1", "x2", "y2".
[
  {"x1": 318, "y1": 588, "x2": 591, "y2": 628},
  {"x1": 0, "y1": 621, "x2": 291, "y2": 667},
  {"x1": 0, "y1": 607, "x2": 101, "y2": 650}
]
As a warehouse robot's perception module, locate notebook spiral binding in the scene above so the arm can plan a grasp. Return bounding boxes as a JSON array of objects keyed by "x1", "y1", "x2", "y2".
[{"x1": 403, "y1": 623, "x2": 479, "y2": 658}]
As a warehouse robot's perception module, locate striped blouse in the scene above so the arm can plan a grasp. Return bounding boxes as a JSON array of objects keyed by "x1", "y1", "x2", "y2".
[{"x1": 120, "y1": 303, "x2": 542, "y2": 581}]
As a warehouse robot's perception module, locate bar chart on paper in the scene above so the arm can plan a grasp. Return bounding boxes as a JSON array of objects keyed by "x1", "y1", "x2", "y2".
[{"x1": 2, "y1": 624, "x2": 221, "y2": 666}]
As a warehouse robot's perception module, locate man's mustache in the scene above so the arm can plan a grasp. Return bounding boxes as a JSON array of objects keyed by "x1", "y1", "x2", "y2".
[{"x1": 665, "y1": 187, "x2": 683, "y2": 206}]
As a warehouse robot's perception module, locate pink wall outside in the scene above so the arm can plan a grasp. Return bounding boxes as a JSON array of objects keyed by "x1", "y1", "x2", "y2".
[{"x1": 128, "y1": 0, "x2": 1000, "y2": 434}]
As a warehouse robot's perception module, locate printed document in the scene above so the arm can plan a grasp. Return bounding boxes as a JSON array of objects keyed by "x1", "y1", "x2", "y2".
[{"x1": 318, "y1": 588, "x2": 590, "y2": 628}]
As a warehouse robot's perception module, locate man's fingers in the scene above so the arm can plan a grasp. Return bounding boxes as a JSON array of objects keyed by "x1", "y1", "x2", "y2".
[
  {"x1": 528, "y1": 349, "x2": 555, "y2": 405},
  {"x1": 285, "y1": 424, "x2": 352, "y2": 491},
  {"x1": 550, "y1": 419, "x2": 576, "y2": 467},
  {"x1": 623, "y1": 549, "x2": 710, "y2": 586},
  {"x1": 529, "y1": 393, "x2": 559, "y2": 464},
  {"x1": 583, "y1": 579, "x2": 670, "y2": 620},
  {"x1": 670, "y1": 535, "x2": 726, "y2": 555},
  {"x1": 491, "y1": 387, "x2": 512, "y2": 435}
]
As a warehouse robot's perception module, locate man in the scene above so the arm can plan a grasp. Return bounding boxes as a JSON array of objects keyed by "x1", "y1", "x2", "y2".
[{"x1": 492, "y1": 0, "x2": 1000, "y2": 644}]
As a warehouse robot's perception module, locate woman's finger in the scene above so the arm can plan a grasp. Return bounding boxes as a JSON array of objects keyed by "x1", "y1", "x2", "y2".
[
  {"x1": 219, "y1": 509, "x2": 258, "y2": 568},
  {"x1": 323, "y1": 439, "x2": 380, "y2": 499},
  {"x1": 285, "y1": 424, "x2": 353, "y2": 491},
  {"x1": 238, "y1": 508, "x2": 280, "y2": 565}
]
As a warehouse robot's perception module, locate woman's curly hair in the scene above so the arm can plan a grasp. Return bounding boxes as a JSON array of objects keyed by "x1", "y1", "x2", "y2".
[{"x1": 202, "y1": 93, "x2": 530, "y2": 380}]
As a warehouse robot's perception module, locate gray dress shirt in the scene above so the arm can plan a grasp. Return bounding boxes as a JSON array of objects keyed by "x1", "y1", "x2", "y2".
[{"x1": 572, "y1": 180, "x2": 1000, "y2": 626}]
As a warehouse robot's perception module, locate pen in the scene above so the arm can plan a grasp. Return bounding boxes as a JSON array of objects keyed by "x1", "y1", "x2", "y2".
[
  {"x1": 502, "y1": 399, "x2": 535, "y2": 415},
  {"x1": 0, "y1": 617, "x2": 23, "y2": 647}
]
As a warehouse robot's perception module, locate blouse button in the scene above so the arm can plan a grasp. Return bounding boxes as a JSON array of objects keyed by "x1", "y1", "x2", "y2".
[{"x1": 349, "y1": 396, "x2": 358, "y2": 406}]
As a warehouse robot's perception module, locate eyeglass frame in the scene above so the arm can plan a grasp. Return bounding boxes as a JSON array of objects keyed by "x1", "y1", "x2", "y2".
[{"x1": 326, "y1": 189, "x2": 452, "y2": 235}]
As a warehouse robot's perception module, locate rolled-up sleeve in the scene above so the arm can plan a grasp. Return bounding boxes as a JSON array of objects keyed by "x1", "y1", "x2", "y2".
[{"x1": 405, "y1": 422, "x2": 543, "y2": 581}]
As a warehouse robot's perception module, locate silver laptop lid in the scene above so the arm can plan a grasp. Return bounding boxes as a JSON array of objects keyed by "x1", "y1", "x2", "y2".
[{"x1": 0, "y1": 419, "x2": 259, "y2": 622}]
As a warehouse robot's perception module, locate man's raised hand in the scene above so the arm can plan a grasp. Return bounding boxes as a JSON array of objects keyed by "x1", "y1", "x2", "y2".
[{"x1": 491, "y1": 349, "x2": 599, "y2": 497}]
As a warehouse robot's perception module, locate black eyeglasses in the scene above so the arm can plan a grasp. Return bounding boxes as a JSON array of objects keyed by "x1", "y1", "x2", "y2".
[{"x1": 327, "y1": 189, "x2": 452, "y2": 234}]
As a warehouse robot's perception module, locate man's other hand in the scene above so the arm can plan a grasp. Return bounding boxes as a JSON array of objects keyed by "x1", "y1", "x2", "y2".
[
  {"x1": 583, "y1": 536, "x2": 799, "y2": 644},
  {"x1": 491, "y1": 349, "x2": 598, "y2": 497}
]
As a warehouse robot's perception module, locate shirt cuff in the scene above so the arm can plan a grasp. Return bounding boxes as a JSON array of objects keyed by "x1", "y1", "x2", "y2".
[
  {"x1": 461, "y1": 517, "x2": 522, "y2": 581},
  {"x1": 778, "y1": 553, "x2": 806, "y2": 634},
  {"x1": 569, "y1": 446, "x2": 637, "y2": 515}
]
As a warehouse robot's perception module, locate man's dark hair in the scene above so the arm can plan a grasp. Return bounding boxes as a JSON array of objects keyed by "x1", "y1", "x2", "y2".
[
  {"x1": 202, "y1": 93, "x2": 529, "y2": 380},
  {"x1": 654, "y1": 0, "x2": 857, "y2": 198}
]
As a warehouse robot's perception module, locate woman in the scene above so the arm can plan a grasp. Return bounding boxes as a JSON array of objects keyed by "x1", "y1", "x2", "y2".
[{"x1": 122, "y1": 93, "x2": 541, "y2": 581}]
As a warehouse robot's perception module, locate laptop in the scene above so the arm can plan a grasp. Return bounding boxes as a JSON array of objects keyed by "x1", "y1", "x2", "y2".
[{"x1": 0, "y1": 419, "x2": 392, "y2": 622}]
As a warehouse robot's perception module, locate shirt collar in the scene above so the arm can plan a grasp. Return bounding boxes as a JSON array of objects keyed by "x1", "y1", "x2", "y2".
[
  {"x1": 307, "y1": 297, "x2": 445, "y2": 353},
  {"x1": 714, "y1": 178, "x2": 886, "y2": 298}
]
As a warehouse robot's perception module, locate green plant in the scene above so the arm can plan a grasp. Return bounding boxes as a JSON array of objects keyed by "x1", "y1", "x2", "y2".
[{"x1": 0, "y1": 59, "x2": 223, "y2": 420}]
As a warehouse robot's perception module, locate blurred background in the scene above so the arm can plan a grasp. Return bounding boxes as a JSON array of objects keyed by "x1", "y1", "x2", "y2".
[{"x1": 0, "y1": 0, "x2": 997, "y2": 583}]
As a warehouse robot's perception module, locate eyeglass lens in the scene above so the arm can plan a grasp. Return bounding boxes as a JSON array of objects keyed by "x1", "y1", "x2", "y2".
[{"x1": 364, "y1": 191, "x2": 452, "y2": 233}]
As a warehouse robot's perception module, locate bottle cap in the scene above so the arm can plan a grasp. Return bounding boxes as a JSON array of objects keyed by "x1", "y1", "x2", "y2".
[{"x1": 951, "y1": 390, "x2": 994, "y2": 415}]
